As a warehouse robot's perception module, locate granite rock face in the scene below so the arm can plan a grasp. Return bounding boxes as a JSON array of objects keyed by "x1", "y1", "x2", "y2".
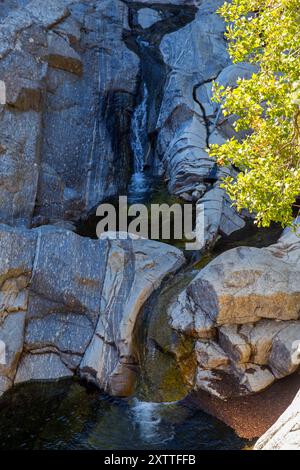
[
  {"x1": 168, "y1": 225, "x2": 300, "y2": 398},
  {"x1": 0, "y1": 224, "x2": 184, "y2": 397},
  {"x1": 0, "y1": 0, "x2": 139, "y2": 227}
]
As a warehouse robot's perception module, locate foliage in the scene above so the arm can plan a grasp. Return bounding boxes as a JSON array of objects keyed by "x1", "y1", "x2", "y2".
[{"x1": 210, "y1": 0, "x2": 300, "y2": 227}]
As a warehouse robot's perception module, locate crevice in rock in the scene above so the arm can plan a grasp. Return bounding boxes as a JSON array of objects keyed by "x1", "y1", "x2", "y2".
[{"x1": 192, "y1": 77, "x2": 218, "y2": 149}]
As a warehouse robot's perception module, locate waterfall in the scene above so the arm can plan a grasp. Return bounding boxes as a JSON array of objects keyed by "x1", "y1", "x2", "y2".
[
  {"x1": 128, "y1": 83, "x2": 151, "y2": 203},
  {"x1": 131, "y1": 82, "x2": 148, "y2": 173},
  {"x1": 131, "y1": 400, "x2": 162, "y2": 443}
]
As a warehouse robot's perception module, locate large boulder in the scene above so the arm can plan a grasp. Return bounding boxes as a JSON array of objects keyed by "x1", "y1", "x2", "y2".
[
  {"x1": 168, "y1": 224, "x2": 300, "y2": 398},
  {"x1": 0, "y1": 224, "x2": 185, "y2": 397},
  {"x1": 137, "y1": 8, "x2": 162, "y2": 29},
  {"x1": 174, "y1": 226, "x2": 300, "y2": 328}
]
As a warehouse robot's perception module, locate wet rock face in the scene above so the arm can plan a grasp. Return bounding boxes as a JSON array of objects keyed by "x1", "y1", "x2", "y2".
[
  {"x1": 168, "y1": 225, "x2": 300, "y2": 399},
  {"x1": 0, "y1": 0, "x2": 139, "y2": 227},
  {"x1": 0, "y1": 225, "x2": 185, "y2": 397}
]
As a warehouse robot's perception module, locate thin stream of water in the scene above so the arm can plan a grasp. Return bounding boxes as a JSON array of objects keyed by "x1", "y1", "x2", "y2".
[{"x1": 128, "y1": 83, "x2": 153, "y2": 204}]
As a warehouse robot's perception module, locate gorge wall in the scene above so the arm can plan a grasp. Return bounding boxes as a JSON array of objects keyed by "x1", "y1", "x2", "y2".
[{"x1": 0, "y1": 0, "x2": 299, "y2": 417}]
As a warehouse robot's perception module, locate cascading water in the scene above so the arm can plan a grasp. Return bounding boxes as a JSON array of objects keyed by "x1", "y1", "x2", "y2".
[
  {"x1": 130, "y1": 398, "x2": 205, "y2": 446},
  {"x1": 131, "y1": 400, "x2": 168, "y2": 445},
  {"x1": 132, "y1": 82, "x2": 148, "y2": 174},
  {"x1": 128, "y1": 83, "x2": 152, "y2": 203}
]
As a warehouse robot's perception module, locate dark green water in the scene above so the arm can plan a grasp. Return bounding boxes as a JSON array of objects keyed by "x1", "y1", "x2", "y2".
[{"x1": 0, "y1": 379, "x2": 247, "y2": 450}]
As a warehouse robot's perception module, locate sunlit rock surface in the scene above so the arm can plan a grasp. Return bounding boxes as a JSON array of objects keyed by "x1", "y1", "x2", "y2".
[
  {"x1": 168, "y1": 224, "x2": 300, "y2": 398},
  {"x1": 0, "y1": 225, "x2": 184, "y2": 397}
]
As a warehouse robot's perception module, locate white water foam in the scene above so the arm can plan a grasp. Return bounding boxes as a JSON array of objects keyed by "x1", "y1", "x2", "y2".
[
  {"x1": 131, "y1": 83, "x2": 148, "y2": 173},
  {"x1": 128, "y1": 83, "x2": 151, "y2": 202},
  {"x1": 131, "y1": 399, "x2": 176, "y2": 445}
]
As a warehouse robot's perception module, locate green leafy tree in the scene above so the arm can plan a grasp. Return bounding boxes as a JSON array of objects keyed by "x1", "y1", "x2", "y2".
[{"x1": 210, "y1": 0, "x2": 300, "y2": 227}]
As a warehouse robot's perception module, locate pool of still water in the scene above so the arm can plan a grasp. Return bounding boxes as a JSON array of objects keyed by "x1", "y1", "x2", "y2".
[{"x1": 0, "y1": 380, "x2": 248, "y2": 450}]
